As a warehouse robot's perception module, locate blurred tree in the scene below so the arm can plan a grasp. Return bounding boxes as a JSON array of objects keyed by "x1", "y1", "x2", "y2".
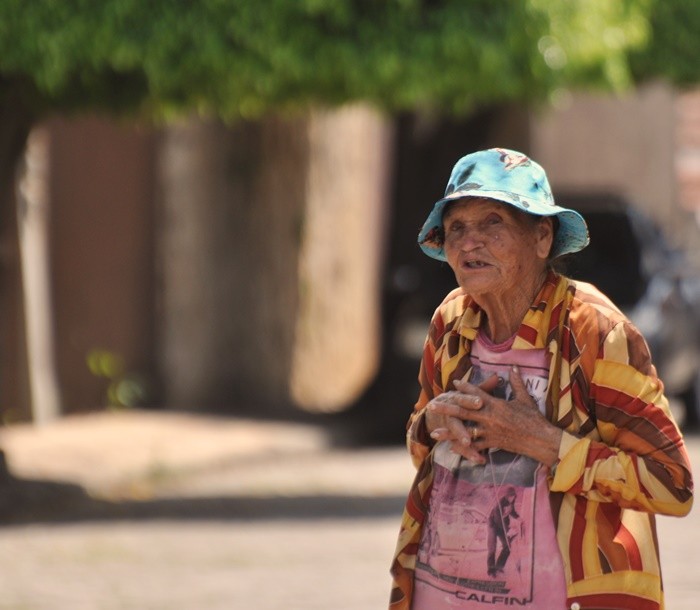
[
  {"x1": 629, "y1": 0, "x2": 700, "y2": 86},
  {"x1": 1, "y1": 0, "x2": 699, "y2": 432},
  {"x1": 0, "y1": 1, "x2": 657, "y2": 121}
]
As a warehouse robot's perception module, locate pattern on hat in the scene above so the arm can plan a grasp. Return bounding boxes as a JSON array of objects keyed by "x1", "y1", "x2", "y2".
[{"x1": 418, "y1": 148, "x2": 589, "y2": 261}]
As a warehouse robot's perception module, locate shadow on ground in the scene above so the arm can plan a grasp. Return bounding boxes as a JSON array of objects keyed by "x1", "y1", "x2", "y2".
[{"x1": 0, "y1": 476, "x2": 405, "y2": 526}]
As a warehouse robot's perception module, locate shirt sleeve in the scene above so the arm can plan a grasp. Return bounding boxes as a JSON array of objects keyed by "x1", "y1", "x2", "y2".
[
  {"x1": 405, "y1": 311, "x2": 444, "y2": 470},
  {"x1": 550, "y1": 320, "x2": 694, "y2": 516}
]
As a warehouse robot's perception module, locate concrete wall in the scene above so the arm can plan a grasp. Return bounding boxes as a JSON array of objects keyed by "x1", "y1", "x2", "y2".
[
  {"x1": 48, "y1": 116, "x2": 158, "y2": 413},
  {"x1": 676, "y1": 88, "x2": 700, "y2": 234},
  {"x1": 7, "y1": 88, "x2": 700, "y2": 421},
  {"x1": 530, "y1": 82, "x2": 700, "y2": 260}
]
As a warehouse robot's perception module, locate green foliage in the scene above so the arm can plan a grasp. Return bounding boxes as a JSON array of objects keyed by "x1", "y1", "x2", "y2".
[
  {"x1": 0, "y1": 0, "x2": 675, "y2": 121},
  {"x1": 532, "y1": 0, "x2": 649, "y2": 90},
  {"x1": 630, "y1": 0, "x2": 700, "y2": 86}
]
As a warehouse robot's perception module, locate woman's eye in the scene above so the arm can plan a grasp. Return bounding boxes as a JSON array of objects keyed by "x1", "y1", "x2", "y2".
[{"x1": 484, "y1": 214, "x2": 502, "y2": 225}]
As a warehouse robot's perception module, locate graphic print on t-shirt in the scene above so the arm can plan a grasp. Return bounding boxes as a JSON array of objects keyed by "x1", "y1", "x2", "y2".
[
  {"x1": 415, "y1": 442, "x2": 540, "y2": 604},
  {"x1": 412, "y1": 334, "x2": 567, "y2": 609}
]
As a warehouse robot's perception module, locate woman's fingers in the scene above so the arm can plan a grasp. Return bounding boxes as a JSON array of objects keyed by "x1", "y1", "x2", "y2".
[
  {"x1": 428, "y1": 392, "x2": 483, "y2": 420},
  {"x1": 508, "y1": 366, "x2": 539, "y2": 411},
  {"x1": 428, "y1": 413, "x2": 471, "y2": 443},
  {"x1": 453, "y1": 375, "x2": 496, "y2": 395},
  {"x1": 427, "y1": 368, "x2": 550, "y2": 462},
  {"x1": 476, "y1": 373, "x2": 500, "y2": 394},
  {"x1": 451, "y1": 443, "x2": 486, "y2": 464},
  {"x1": 430, "y1": 420, "x2": 485, "y2": 464},
  {"x1": 452, "y1": 375, "x2": 497, "y2": 408}
]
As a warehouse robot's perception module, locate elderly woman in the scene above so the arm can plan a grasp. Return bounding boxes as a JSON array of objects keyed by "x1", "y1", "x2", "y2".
[{"x1": 389, "y1": 148, "x2": 693, "y2": 610}]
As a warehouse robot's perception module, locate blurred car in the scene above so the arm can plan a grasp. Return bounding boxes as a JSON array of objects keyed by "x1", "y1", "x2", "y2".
[
  {"x1": 377, "y1": 193, "x2": 700, "y2": 436},
  {"x1": 628, "y1": 270, "x2": 700, "y2": 426},
  {"x1": 561, "y1": 193, "x2": 700, "y2": 429}
]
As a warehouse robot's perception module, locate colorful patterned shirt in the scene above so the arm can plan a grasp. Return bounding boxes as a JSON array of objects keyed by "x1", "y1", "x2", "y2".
[
  {"x1": 413, "y1": 331, "x2": 567, "y2": 608},
  {"x1": 389, "y1": 271, "x2": 694, "y2": 610}
]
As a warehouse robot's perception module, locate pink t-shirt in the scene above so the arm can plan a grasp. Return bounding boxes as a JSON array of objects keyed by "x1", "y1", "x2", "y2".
[{"x1": 412, "y1": 331, "x2": 567, "y2": 609}]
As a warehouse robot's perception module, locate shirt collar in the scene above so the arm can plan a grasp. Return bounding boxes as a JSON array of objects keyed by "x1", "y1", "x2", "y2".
[{"x1": 457, "y1": 270, "x2": 563, "y2": 349}]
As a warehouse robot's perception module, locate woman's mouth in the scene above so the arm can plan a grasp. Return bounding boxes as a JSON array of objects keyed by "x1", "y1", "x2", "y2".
[{"x1": 464, "y1": 260, "x2": 490, "y2": 269}]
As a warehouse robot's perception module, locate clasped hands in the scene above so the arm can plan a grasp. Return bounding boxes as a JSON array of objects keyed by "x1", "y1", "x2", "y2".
[{"x1": 424, "y1": 366, "x2": 562, "y2": 467}]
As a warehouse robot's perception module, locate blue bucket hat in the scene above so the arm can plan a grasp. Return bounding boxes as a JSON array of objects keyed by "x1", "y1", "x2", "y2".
[{"x1": 418, "y1": 148, "x2": 589, "y2": 260}]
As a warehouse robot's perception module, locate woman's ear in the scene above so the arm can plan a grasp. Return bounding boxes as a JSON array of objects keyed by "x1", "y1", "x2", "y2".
[{"x1": 535, "y1": 217, "x2": 555, "y2": 260}]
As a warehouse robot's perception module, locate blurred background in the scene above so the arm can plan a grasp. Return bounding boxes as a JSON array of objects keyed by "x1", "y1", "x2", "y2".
[{"x1": 1, "y1": 2, "x2": 700, "y2": 608}]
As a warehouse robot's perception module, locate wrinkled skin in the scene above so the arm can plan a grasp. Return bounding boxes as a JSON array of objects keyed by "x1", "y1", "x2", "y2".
[
  {"x1": 424, "y1": 198, "x2": 562, "y2": 465},
  {"x1": 425, "y1": 368, "x2": 561, "y2": 466}
]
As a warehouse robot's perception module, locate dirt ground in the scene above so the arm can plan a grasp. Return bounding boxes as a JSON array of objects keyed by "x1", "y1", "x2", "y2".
[{"x1": 0, "y1": 410, "x2": 697, "y2": 610}]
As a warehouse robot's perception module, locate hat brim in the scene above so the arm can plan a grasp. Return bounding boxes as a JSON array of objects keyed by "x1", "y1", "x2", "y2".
[{"x1": 418, "y1": 190, "x2": 590, "y2": 261}]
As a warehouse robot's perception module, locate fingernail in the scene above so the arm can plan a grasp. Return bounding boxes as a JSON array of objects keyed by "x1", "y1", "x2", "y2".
[
  {"x1": 430, "y1": 431, "x2": 440, "y2": 439},
  {"x1": 512, "y1": 365, "x2": 519, "y2": 373}
]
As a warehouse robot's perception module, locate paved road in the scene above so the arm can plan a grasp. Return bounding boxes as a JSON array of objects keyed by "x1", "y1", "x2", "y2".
[{"x1": 0, "y1": 412, "x2": 698, "y2": 610}]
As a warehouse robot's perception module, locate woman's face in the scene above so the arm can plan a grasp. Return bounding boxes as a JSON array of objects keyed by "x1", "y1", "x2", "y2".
[{"x1": 442, "y1": 198, "x2": 553, "y2": 299}]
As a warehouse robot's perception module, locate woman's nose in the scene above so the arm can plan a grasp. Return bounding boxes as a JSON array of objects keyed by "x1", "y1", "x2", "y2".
[{"x1": 447, "y1": 227, "x2": 486, "y2": 250}]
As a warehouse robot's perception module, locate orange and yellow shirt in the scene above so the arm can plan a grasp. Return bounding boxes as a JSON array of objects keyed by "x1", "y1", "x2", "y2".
[{"x1": 389, "y1": 271, "x2": 693, "y2": 610}]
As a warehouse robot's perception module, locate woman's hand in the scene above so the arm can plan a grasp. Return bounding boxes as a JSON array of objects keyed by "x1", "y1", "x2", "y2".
[
  {"x1": 424, "y1": 374, "x2": 500, "y2": 464},
  {"x1": 427, "y1": 366, "x2": 563, "y2": 466}
]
